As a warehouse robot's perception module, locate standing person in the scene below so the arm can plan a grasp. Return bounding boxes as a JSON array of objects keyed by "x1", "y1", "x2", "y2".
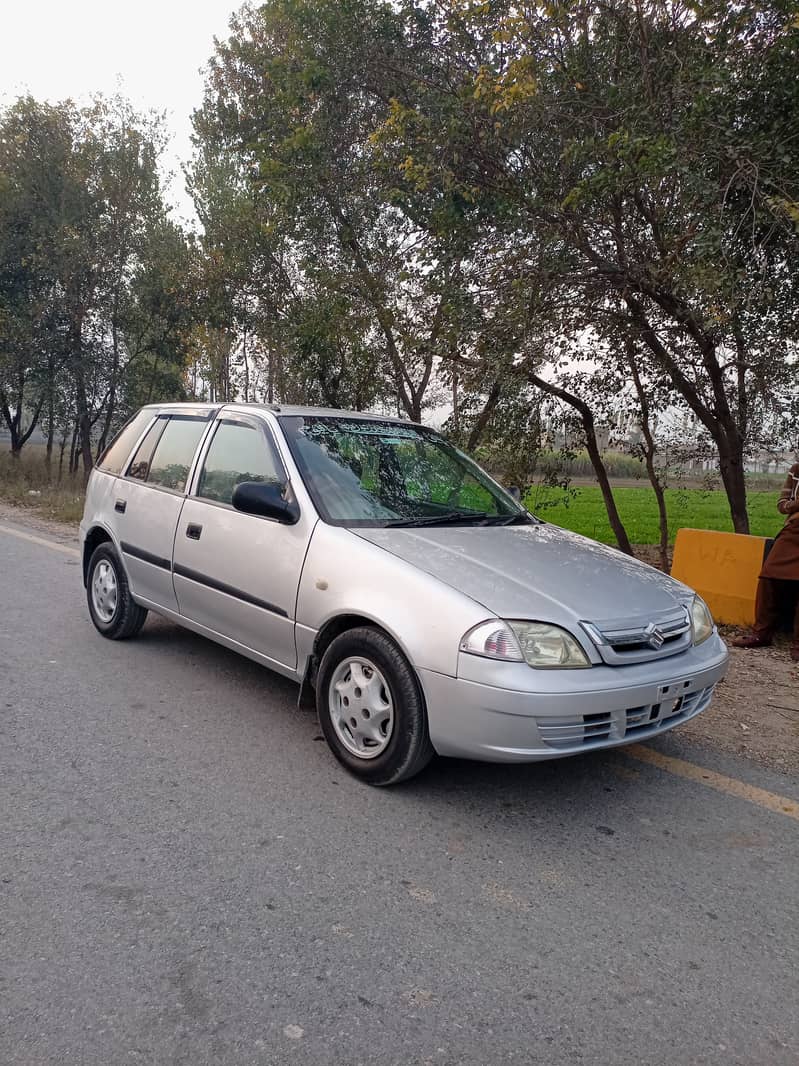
[{"x1": 732, "y1": 461, "x2": 799, "y2": 659}]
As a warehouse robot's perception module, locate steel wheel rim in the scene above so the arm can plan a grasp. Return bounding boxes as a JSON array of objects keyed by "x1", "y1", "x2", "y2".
[
  {"x1": 91, "y1": 559, "x2": 118, "y2": 623},
  {"x1": 328, "y1": 656, "x2": 395, "y2": 759}
]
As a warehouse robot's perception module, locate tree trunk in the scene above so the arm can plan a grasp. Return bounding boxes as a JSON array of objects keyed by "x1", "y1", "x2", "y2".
[
  {"x1": 68, "y1": 306, "x2": 94, "y2": 478},
  {"x1": 623, "y1": 296, "x2": 750, "y2": 534},
  {"x1": 528, "y1": 372, "x2": 634, "y2": 555},
  {"x1": 267, "y1": 347, "x2": 275, "y2": 405},
  {"x1": 467, "y1": 379, "x2": 502, "y2": 451},
  {"x1": 326, "y1": 198, "x2": 419, "y2": 420},
  {"x1": 74, "y1": 376, "x2": 94, "y2": 479},
  {"x1": 582, "y1": 416, "x2": 635, "y2": 556},
  {"x1": 718, "y1": 433, "x2": 749, "y2": 535},
  {"x1": 68, "y1": 421, "x2": 79, "y2": 476},
  {"x1": 0, "y1": 384, "x2": 45, "y2": 458},
  {"x1": 58, "y1": 426, "x2": 69, "y2": 483},
  {"x1": 46, "y1": 380, "x2": 55, "y2": 472},
  {"x1": 97, "y1": 312, "x2": 121, "y2": 458},
  {"x1": 146, "y1": 351, "x2": 160, "y2": 404},
  {"x1": 1, "y1": 390, "x2": 22, "y2": 456},
  {"x1": 626, "y1": 343, "x2": 669, "y2": 570},
  {"x1": 642, "y1": 436, "x2": 670, "y2": 570},
  {"x1": 242, "y1": 325, "x2": 250, "y2": 403}
]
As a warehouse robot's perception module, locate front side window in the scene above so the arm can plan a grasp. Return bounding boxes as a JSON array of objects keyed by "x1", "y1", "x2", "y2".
[
  {"x1": 127, "y1": 417, "x2": 206, "y2": 492},
  {"x1": 279, "y1": 416, "x2": 528, "y2": 527},
  {"x1": 197, "y1": 421, "x2": 283, "y2": 505}
]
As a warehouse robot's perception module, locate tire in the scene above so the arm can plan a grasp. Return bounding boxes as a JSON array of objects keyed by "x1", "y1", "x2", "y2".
[
  {"x1": 316, "y1": 626, "x2": 434, "y2": 786},
  {"x1": 86, "y1": 542, "x2": 148, "y2": 640}
]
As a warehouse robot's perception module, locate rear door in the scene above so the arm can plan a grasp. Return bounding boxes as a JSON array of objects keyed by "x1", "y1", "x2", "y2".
[
  {"x1": 115, "y1": 412, "x2": 212, "y2": 611},
  {"x1": 171, "y1": 413, "x2": 314, "y2": 671}
]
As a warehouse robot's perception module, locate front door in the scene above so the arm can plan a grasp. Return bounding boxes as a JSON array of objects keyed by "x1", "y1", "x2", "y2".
[{"x1": 171, "y1": 415, "x2": 313, "y2": 671}]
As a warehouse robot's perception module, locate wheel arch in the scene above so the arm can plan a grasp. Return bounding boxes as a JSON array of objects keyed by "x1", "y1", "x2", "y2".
[
  {"x1": 300, "y1": 611, "x2": 419, "y2": 701},
  {"x1": 82, "y1": 524, "x2": 116, "y2": 586}
]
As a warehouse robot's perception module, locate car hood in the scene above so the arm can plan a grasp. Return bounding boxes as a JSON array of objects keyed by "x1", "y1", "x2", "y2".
[{"x1": 353, "y1": 522, "x2": 691, "y2": 627}]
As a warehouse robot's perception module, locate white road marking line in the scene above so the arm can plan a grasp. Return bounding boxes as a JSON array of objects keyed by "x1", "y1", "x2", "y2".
[{"x1": 0, "y1": 522, "x2": 80, "y2": 558}]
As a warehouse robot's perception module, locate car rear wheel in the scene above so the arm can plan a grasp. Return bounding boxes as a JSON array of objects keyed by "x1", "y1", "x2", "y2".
[
  {"x1": 87, "y1": 543, "x2": 147, "y2": 639},
  {"x1": 316, "y1": 627, "x2": 434, "y2": 786}
]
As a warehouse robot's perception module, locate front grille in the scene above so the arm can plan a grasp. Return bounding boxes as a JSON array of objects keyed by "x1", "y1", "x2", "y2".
[
  {"x1": 535, "y1": 685, "x2": 714, "y2": 751},
  {"x1": 582, "y1": 607, "x2": 692, "y2": 665}
]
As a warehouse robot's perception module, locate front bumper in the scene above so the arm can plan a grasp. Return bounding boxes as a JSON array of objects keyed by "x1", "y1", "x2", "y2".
[{"x1": 419, "y1": 634, "x2": 729, "y2": 762}]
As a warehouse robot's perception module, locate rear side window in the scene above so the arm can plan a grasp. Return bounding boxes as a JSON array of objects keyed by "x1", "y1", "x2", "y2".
[
  {"x1": 147, "y1": 418, "x2": 207, "y2": 491},
  {"x1": 96, "y1": 410, "x2": 153, "y2": 475},
  {"x1": 126, "y1": 417, "x2": 206, "y2": 492}
]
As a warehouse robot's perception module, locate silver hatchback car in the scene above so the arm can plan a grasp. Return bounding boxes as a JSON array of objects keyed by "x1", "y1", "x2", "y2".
[{"x1": 80, "y1": 403, "x2": 728, "y2": 784}]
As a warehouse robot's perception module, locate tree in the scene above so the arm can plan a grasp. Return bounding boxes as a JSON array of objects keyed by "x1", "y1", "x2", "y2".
[
  {"x1": 0, "y1": 94, "x2": 195, "y2": 474},
  {"x1": 372, "y1": 0, "x2": 799, "y2": 532},
  {"x1": 190, "y1": 0, "x2": 501, "y2": 419},
  {"x1": 0, "y1": 98, "x2": 73, "y2": 456}
]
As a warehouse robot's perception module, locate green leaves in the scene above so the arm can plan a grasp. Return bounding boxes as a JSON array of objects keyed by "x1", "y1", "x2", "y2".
[{"x1": 0, "y1": 94, "x2": 191, "y2": 463}]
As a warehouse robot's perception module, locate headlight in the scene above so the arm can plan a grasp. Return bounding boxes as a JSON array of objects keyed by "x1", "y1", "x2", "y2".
[
  {"x1": 690, "y1": 596, "x2": 714, "y2": 645},
  {"x1": 459, "y1": 620, "x2": 524, "y2": 661},
  {"x1": 509, "y1": 621, "x2": 591, "y2": 668},
  {"x1": 460, "y1": 620, "x2": 591, "y2": 669}
]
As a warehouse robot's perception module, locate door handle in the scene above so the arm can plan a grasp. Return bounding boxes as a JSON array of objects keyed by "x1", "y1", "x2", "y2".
[
  {"x1": 186, "y1": 523, "x2": 203, "y2": 541},
  {"x1": 114, "y1": 499, "x2": 127, "y2": 514}
]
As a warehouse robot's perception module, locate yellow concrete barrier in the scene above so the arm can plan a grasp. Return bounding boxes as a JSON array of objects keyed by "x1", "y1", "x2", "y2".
[{"x1": 670, "y1": 528, "x2": 767, "y2": 626}]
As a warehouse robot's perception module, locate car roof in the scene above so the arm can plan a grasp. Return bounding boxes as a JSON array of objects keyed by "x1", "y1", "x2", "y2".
[{"x1": 143, "y1": 401, "x2": 421, "y2": 427}]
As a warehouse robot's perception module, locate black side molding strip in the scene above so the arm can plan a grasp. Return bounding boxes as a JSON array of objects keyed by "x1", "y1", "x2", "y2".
[
  {"x1": 120, "y1": 541, "x2": 171, "y2": 571},
  {"x1": 173, "y1": 563, "x2": 288, "y2": 618}
]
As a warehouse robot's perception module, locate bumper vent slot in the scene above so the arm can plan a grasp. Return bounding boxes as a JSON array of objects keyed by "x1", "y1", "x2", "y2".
[
  {"x1": 535, "y1": 686, "x2": 715, "y2": 752},
  {"x1": 536, "y1": 711, "x2": 612, "y2": 749}
]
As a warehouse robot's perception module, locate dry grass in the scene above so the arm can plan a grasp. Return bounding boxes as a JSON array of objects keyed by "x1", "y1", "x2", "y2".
[{"x1": 0, "y1": 449, "x2": 86, "y2": 524}]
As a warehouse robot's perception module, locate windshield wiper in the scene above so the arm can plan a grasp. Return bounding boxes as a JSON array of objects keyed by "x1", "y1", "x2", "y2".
[
  {"x1": 384, "y1": 510, "x2": 484, "y2": 528},
  {"x1": 479, "y1": 512, "x2": 536, "y2": 526}
]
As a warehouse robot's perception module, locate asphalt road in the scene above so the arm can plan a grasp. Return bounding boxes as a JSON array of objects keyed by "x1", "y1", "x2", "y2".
[{"x1": 1, "y1": 514, "x2": 798, "y2": 1066}]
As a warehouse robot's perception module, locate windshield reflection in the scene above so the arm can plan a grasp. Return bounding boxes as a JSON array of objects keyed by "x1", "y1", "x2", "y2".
[{"x1": 279, "y1": 416, "x2": 527, "y2": 527}]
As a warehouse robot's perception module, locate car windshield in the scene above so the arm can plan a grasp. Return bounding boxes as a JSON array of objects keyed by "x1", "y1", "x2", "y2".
[{"x1": 279, "y1": 415, "x2": 530, "y2": 527}]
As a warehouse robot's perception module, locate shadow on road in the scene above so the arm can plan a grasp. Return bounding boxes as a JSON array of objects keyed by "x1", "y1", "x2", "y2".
[
  {"x1": 129, "y1": 612, "x2": 650, "y2": 813},
  {"x1": 133, "y1": 612, "x2": 299, "y2": 700}
]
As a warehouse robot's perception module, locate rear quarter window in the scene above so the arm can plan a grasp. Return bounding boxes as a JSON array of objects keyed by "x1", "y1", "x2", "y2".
[
  {"x1": 127, "y1": 418, "x2": 167, "y2": 482},
  {"x1": 96, "y1": 410, "x2": 153, "y2": 475}
]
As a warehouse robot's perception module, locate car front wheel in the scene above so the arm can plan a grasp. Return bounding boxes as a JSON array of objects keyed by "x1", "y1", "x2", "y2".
[
  {"x1": 86, "y1": 543, "x2": 147, "y2": 639},
  {"x1": 316, "y1": 627, "x2": 434, "y2": 786}
]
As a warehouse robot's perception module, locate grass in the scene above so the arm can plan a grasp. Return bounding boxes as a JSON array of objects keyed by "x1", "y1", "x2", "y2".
[
  {"x1": 0, "y1": 450, "x2": 86, "y2": 524},
  {"x1": 526, "y1": 484, "x2": 784, "y2": 544}
]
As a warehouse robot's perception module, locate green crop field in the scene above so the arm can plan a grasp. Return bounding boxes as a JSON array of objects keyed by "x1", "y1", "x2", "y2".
[{"x1": 525, "y1": 485, "x2": 784, "y2": 545}]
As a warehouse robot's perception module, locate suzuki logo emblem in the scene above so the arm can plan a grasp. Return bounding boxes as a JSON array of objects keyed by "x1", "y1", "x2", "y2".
[{"x1": 644, "y1": 623, "x2": 665, "y2": 649}]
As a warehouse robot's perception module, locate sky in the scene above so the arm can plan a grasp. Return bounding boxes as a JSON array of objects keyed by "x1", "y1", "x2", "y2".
[{"x1": 0, "y1": 0, "x2": 240, "y2": 225}]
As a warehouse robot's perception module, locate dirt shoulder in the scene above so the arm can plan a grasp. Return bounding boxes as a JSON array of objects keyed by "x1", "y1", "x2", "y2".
[
  {"x1": 688, "y1": 634, "x2": 799, "y2": 776},
  {"x1": 1, "y1": 500, "x2": 795, "y2": 775},
  {"x1": 0, "y1": 499, "x2": 80, "y2": 548}
]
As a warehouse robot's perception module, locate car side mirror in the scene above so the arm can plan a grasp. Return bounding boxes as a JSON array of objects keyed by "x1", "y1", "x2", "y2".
[
  {"x1": 232, "y1": 481, "x2": 300, "y2": 524},
  {"x1": 507, "y1": 485, "x2": 522, "y2": 502}
]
